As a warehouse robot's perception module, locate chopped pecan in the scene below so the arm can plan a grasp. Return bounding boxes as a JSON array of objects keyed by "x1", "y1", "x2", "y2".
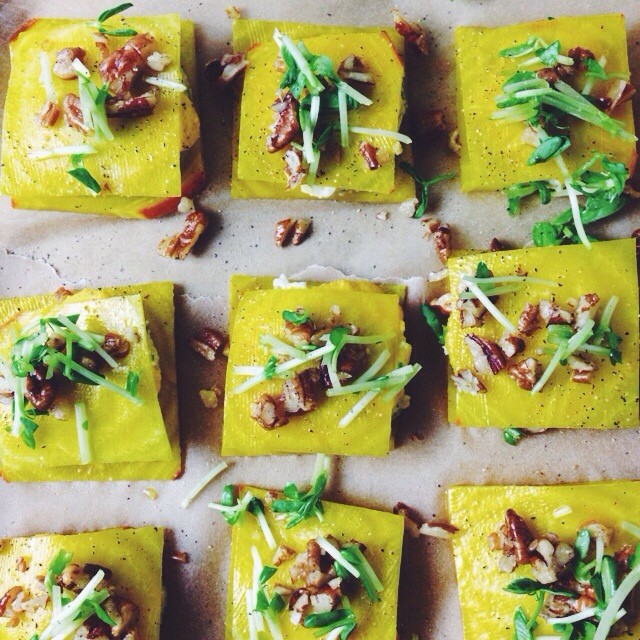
[
  {"x1": 102, "y1": 333, "x2": 130, "y2": 358},
  {"x1": 225, "y1": 5, "x2": 242, "y2": 18},
  {"x1": 464, "y1": 334, "x2": 506, "y2": 375},
  {"x1": 615, "y1": 544, "x2": 635, "y2": 571},
  {"x1": 451, "y1": 369, "x2": 486, "y2": 395},
  {"x1": 584, "y1": 521, "x2": 613, "y2": 545},
  {"x1": 337, "y1": 54, "x2": 374, "y2": 84},
  {"x1": 157, "y1": 210, "x2": 208, "y2": 260},
  {"x1": 568, "y1": 47, "x2": 595, "y2": 66},
  {"x1": 457, "y1": 298, "x2": 486, "y2": 328},
  {"x1": 105, "y1": 90, "x2": 157, "y2": 117},
  {"x1": 170, "y1": 551, "x2": 189, "y2": 564},
  {"x1": 517, "y1": 302, "x2": 540, "y2": 336},
  {"x1": 433, "y1": 223, "x2": 452, "y2": 264},
  {"x1": 393, "y1": 11, "x2": 428, "y2": 54},
  {"x1": 275, "y1": 218, "x2": 296, "y2": 247},
  {"x1": 429, "y1": 292, "x2": 453, "y2": 316},
  {"x1": 359, "y1": 141, "x2": 380, "y2": 170},
  {"x1": 103, "y1": 595, "x2": 139, "y2": 638},
  {"x1": 337, "y1": 344, "x2": 367, "y2": 378},
  {"x1": 283, "y1": 148, "x2": 307, "y2": 189},
  {"x1": 537, "y1": 67, "x2": 560, "y2": 84},
  {"x1": 568, "y1": 354, "x2": 597, "y2": 384},
  {"x1": 267, "y1": 92, "x2": 300, "y2": 153},
  {"x1": 498, "y1": 333, "x2": 525, "y2": 359},
  {"x1": 16, "y1": 556, "x2": 28, "y2": 572},
  {"x1": 205, "y1": 52, "x2": 247, "y2": 88},
  {"x1": 289, "y1": 539, "x2": 335, "y2": 588},
  {"x1": 288, "y1": 588, "x2": 311, "y2": 625},
  {"x1": 25, "y1": 365, "x2": 56, "y2": 411},
  {"x1": 35, "y1": 100, "x2": 60, "y2": 127},
  {"x1": 99, "y1": 33, "x2": 156, "y2": 97},
  {"x1": 504, "y1": 509, "x2": 534, "y2": 565},
  {"x1": 62, "y1": 93, "x2": 90, "y2": 134},
  {"x1": 310, "y1": 585, "x2": 341, "y2": 613},
  {"x1": 421, "y1": 217, "x2": 440, "y2": 235},
  {"x1": 412, "y1": 109, "x2": 446, "y2": 140},
  {"x1": 507, "y1": 357, "x2": 542, "y2": 391},
  {"x1": 273, "y1": 545, "x2": 296, "y2": 567},
  {"x1": 53, "y1": 47, "x2": 86, "y2": 79},
  {"x1": 607, "y1": 80, "x2": 636, "y2": 114},
  {"x1": 146, "y1": 51, "x2": 172, "y2": 72},
  {"x1": 284, "y1": 317, "x2": 315, "y2": 346},
  {"x1": 291, "y1": 218, "x2": 311, "y2": 246},
  {"x1": 250, "y1": 393, "x2": 288, "y2": 429},
  {"x1": 92, "y1": 32, "x2": 110, "y2": 60},
  {"x1": 189, "y1": 327, "x2": 224, "y2": 361},
  {"x1": 0, "y1": 586, "x2": 22, "y2": 617},
  {"x1": 574, "y1": 293, "x2": 599, "y2": 329},
  {"x1": 427, "y1": 267, "x2": 448, "y2": 282},
  {"x1": 282, "y1": 369, "x2": 321, "y2": 414},
  {"x1": 539, "y1": 300, "x2": 573, "y2": 326},
  {"x1": 83, "y1": 563, "x2": 113, "y2": 581}
]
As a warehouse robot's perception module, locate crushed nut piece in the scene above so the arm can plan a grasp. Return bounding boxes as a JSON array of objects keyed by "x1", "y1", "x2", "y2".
[
  {"x1": 498, "y1": 333, "x2": 525, "y2": 359},
  {"x1": 157, "y1": 210, "x2": 208, "y2": 260},
  {"x1": 273, "y1": 545, "x2": 296, "y2": 566},
  {"x1": 102, "y1": 333, "x2": 130, "y2": 358},
  {"x1": 376, "y1": 211, "x2": 389, "y2": 221},
  {"x1": 225, "y1": 4, "x2": 242, "y2": 18},
  {"x1": 170, "y1": 550, "x2": 190, "y2": 564},
  {"x1": 518, "y1": 302, "x2": 540, "y2": 336},
  {"x1": 146, "y1": 51, "x2": 172, "y2": 72},
  {"x1": 464, "y1": 334, "x2": 506, "y2": 375},
  {"x1": 16, "y1": 556, "x2": 28, "y2": 573},
  {"x1": 35, "y1": 100, "x2": 60, "y2": 127},
  {"x1": 419, "y1": 521, "x2": 458, "y2": 539},
  {"x1": 451, "y1": 369, "x2": 486, "y2": 395},
  {"x1": 143, "y1": 487, "x2": 158, "y2": 500},
  {"x1": 250, "y1": 393, "x2": 288, "y2": 429},
  {"x1": 292, "y1": 218, "x2": 311, "y2": 245},
  {"x1": 399, "y1": 197, "x2": 419, "y2": 216},
  {"x1": 92, "y1": 32, "x2": 110, "y2": 60},
  {"x1": 429, "y1": 292, "x2": 453, "y2": 315},
  {"x1": 199, "y1": 388, "x2": 219, "y2": 408},
  {"x1": 284, "y1": 148, "x2": 307, "y2": 189},
  {"x1": 275, "y1": 218, "x2": 296, "y2": 246},
  {"x1": 433, "y1": 223, "x2": 452, "y2": 264},
  {"x1": 539, "y1": 300, "x2": 573, "y2": 326},
  {"x1": 421, "y1": 217, "x2": 440, "y2": 236},
  {"x1": 607, "y1": 80, "x2": 635, "y2": 114},
  {"x1": 337, "y1": 54, "x2": 374, "y2": 84},
  {"x1": 282, "y1": 369, "x2": 321, "y2": 414},
  {"x1": 427, "y1": 267, "x2": 448, "y2": 282},
  {"x1": 448, "y1": 129, "x2": 462, "y2": 155},
  {"x1": 177, "y1": 197, "x2": 195, "y2": 215},
  {"x1": 53, "y1": 47, "x2": 86, "y2": 79},
  {"x1": 205, "y1": 52, "x2": 247, "y2": 88},
  {"x1": 393, "y1": 502, "x2": 421, "y2": 538},
  {"x1": 568, "y1": 354, "x2": 597, "y2": 384},
  {"x1": 62, "y1": 93, "x2": 90, "y2": 134},
  {"x1": 358, "y1": 141, "x2": 380, "y2": 170},
  {"x1": 489, "y1": 238, "x2": 508, "y2": 252},
  {"x1": 507, "y1": 357, "x2": 542, "y2": 391},
  {"x1": 457, "y1": 298, "x2": 486, "y2": 328},
  {"x1": 189, "y1": 327, "x2": 224, "y2": 361},
  {"x1": 267, "y1": 92, "x2": 300, "y2": 153},
  {"x1": 574, "y1": 293, "x2": 599, "y2": 330},
  {"x1": 393, "y1": 11, "x2": 428, "y2": 54}
]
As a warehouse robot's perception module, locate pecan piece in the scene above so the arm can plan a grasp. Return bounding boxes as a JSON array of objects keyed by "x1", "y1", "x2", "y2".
[
  {"x1": 337, "y1": 344, "x2": 367, "y2": 378},
  {"x1": 105, "y1": 90, "x2": 157, "y2": 117},
  {"x1": 275, "y1": 218, "x2": 296, "y2": 247},
  {"x1": 507, "y1": 357, "x2": 542, "y2": 391},
  {"x1": 189, "y1": 327, "x2": 224, "y2": 361},
  {"x1": 282, "y1": 369, "x2": 321, "y2": 414},
  {"x1": 92, "y1": 32, "x2": 110, "y2": 60},
  {"x1": 615, "y1": 544, "x2": 635, "y2": 571},
  {"x1": 250, "y1": 393, "x2": 288, "y2": 429},
  {"x1": 205, "y1": 52, "x2": 247, "y2": 88},
  {"x1": 464, "y1": 334, "x2": 506, "y2": 375},
  {"x1": 457, "y1": 298, "x2": 486, "y2": 328},
  {"x1": 393, "y1": 11, "x2": 428, "y2": 54},
  {"x1": 267, "y1": 92, "x2": 300, "y2": 153},
  {"x1": 504, "y1": 509, "x2": 533, "y2": 565},
  {"x1": 102, "y1": 333, "x2": 130, "y2": 358},
  {"x1": 568, "y1": 47, "x2": 595, "y2": 66},
  {"x1": 284, "y1": 148, "x2": 307, "y2": 189},
  {"x1": 291, "y1": 218, "x2": 311, "y2": 246},
  {"x1": 429, "y1": 292, "x2": 453, "y2": 316},
  {"x1": 284, "y1": 317, "x2": 315, "y2": 346},
  {"x1": 539, "y1": 300, "x2": 573, "y2": 326},
  {"x1": 35, "y1": 100, "x2": 60, "y2": 127},
  {"x1": 62, "y1": 93, "x2": 90, "y2": 134},
  {"x1": 517, "y1": 302, "x2": 540, "y2": 336},
  {"x1": 359, "y1": 141, "x2": 380, "y2": 170},
  {"x1": 498, "y1": 333, "x2": 525, "y2": 359},
  {"x1": 574, "y1": 293, "x2": 599, "y2": 329},
  {"x1": 489, "y1": 238, "x2": 508, "y2": 252},
  {"x1": 53, "y1": 47, "x2": 86, "y2": 79},
  {"x1": 337, "y1": 54, "x2": 374, "y2": 84},
  {"x1": 25, "y1": 365, "x2": 56, "y2": 411},
  {"x1": 157, "y1": 210, "x2": 208, "y2": 260},
  {"x1": 99, "y1": 33, "x2": 156, "y2": 97},
  {"x1": 433, "y1": 223, "x2": 452, "y2": 264},
  {"x1": 451, "y1": 369, "x2": 486, "y2": 395},
  {"x1": 273, "y1": 545, "x2": 295, "y2": 567},
  {"x1": 0, "y1": 586, "x2": 22, "y2": 617},
  {"x1": 568, "y1": 354, "x2": 597, "y2": 384}
]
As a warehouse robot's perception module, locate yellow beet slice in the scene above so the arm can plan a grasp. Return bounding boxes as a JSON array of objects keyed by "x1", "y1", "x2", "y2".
[
  {"x1": 448, "y1": 481, "x2": 640, "y2": 640},
  {"x1": 222, "y1": 276, "x2": 411, "y2": 456},
  {"x1": 446, "y1": 238, "x2": 639, "y2": 428},
  {"x1": 2, "y1": 18, "x2": 203, "y2": 217},
  {"x1": 454, "y1": 14, "x2": 636, "y2": 191},
  {"x1": 0, "y1": 526, "x2": 164, "y2": 640},
  {"x1": 231, "y1": 19, "x2": 412, "y2": 201},
  {"x1": 226, "y1": 486, "x2": 403, "y2": 639},
  {"x1": 0, "y1": 282, "x2": 180, "y2": 481}
]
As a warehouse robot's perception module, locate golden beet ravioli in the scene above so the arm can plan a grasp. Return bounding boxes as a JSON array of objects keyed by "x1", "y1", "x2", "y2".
[
  {"x1": 225, "y1": 486, "x2": 404, "y2": 639},
  {"x1": 449, "y1": 481, "x2": 640, "y2": 640},
  {"x1": 1, "y1": 14, "x2": 203, "y2": 217},
  {"x1": 446, "y1": 239, "x2": 639, "y2": 429},
  {"x1": 0, "y1": 526, "x2": 164, "y2": 639},
  {"x1": 0, "y1": 282, "x2": 180, "y2": 481},
  {"x1": 230, "y1": 19, "x2": 414, "y2": 202},
  {"x1": 454, "y1": 13, "x2": 636, "y2": 191},
  {"x1": 222, "y1": 276, "x2": 416, "y2": 457}
]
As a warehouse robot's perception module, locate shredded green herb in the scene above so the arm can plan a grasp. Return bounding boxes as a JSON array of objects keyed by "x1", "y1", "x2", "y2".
[
  {"x1": 282, "y1": 309, "x2": 309, "y2": 325},
  {"x1": 503, "y1": 427, "x2": 524, "y2": 446},
  {"x1": 68, "y1": 154, "x2": 101, "y2": 194},
  {"x1": 263, "y1": 355, "x2": 278, "y2": 379},
  {"x1": 89, "y1": 3, "x2": 137, "y2": 37},
  {"x1": 399, "y1": 162, "x2": 456, "y2": 218},
  {"x1": 420, "y1": 303, "x2": 446, "y2": 346}
]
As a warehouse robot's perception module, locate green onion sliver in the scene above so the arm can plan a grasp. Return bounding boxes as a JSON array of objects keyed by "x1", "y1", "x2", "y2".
[
  {"x1": 593, "y1": 296, "x2": 618, "y2": 345},
  {"x1": 263, "y1": 611, "x2": 284, "y2": 640},
  {"x1": 381, "y1": 363, "x2": 421, "y2": 402},
  {"x1": 259, "y1": 334, "x2": 307, "y2": 360},
  {"x1": 458, "y1": 285, "x2": 522, "y2": 300},
  {"x1": 12, "y1": 377, "x2": 24, "y2": 437},
  {"x1": 620, "y1": 521, "x2": 640, "y2": 539},
  {"x1": 336, "y1": 80, "x2": 372, "y2": 106},
  {"x1": 39, "y1": 52, "x2": 57, "y2": 103},
  {"x1": 56, "y1": 316, "x2": 119, "y2": 369},
  {"x1": 348, "y1": 546, "x2": 383, "y2": 592},
  {"x1": 566, "y1": 180, "x2": 591, "y2": 249},
  {"x1": 51, "y1": 584, "x2": 62, "y2": 616},
  {"x1": 326, "y1": 364, "x2": 416, "y2": 396},
  {"x1": 338, "y1": 86, "x2": 349, "y2": 148},
  {"x1": 143, "y1": 76, "x2": 187, "y2": 91},
  {"x1": 349, "y1": 126, "x2": 411, "y2": 144},
  {"x1": 309, "y1": 94, "x2": 321, "y2": 128},
  {"x1": 316, "y1": 536, "x2": 360, "y2": 578},
  {"x1": 254, "y1": 506, "x2": 277, "y2": 550},
  {"x1": 325, "y1": 627, "x2": 347, "y2": 640},
  {"x1": 595, "y1": 534, "x2": 605, "y2": 573},
  {"x1": 233, "y1": 365, "x2": 266, "y2": 376},
  {"x1": 274, "y1": 29, "x2": 324, "y2": 95},
  {"x1": 74, "y1": 401, "x2": 91, "y2": 465},
  {"x1": 551, "y1": 607, "x2": 604, "y2": 625},
  {"x1": 354, "y1": 349, "x2": 390, "y2": 384},
  {"x1": 339, "y1": 389, "x2": 380, "y2": 427},
  {"x1": 594, "y1": 566, "x2": 640, "y2": 640},
  {"x1": 463, "y1": 275, "x2": 557, "y2": 286},
  {"x1": 582, "y1": 55, "x2": 606, "y2": 96},
  {"x1": 28, "y1": 145, "x2": 97, "y2": 161},
  {"x1": 180, "y1": 460, "x2": 228, "y2": 509},
  {"x1": 245, "y1": 588, "x2": 258, "y2": 640},
  {"x1": 460, "y1": 278, "x2": 517, "y2": 333}
]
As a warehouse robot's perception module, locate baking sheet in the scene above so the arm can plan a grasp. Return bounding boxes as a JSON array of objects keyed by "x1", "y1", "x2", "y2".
[{"x1": 0, "y1": 0, "x2": 638, "y2": 638}]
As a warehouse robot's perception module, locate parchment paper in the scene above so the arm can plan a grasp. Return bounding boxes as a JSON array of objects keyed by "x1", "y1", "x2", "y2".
[{"x1": 0, "y1": 1, "x2": 638, "y2": 638}]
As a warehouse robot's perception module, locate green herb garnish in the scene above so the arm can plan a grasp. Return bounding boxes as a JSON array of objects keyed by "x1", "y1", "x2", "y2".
[
  {"x1": 526, "y1": 135, "x2": 570, "y2": 166},
  {"x1": 89, "y1": 3, "x2": 137, "y2": 37},
  {"x1": 282, "y1": 309, "x2": 309, "y2": 325},
  {"x1": 303, "y1": 597, "x2": 357, "y2": 639},
  {"x1": 44, "y1": 549, "x2": 73, "y2": 594},
  {"x1": 503, "y1": 427, "x2": 524, "y2": 445},
  {"x1": 420, "y1": 303, "x2": 446, "y2": 346},
  {"x1": 263, "y1": 355, "x2": 277, "y2": 379},
  {"x1": 399, "y1": 162, "x2": 456, "y2": 218},
  {"x1": 68, "y1": 154, "x2": 101, "y2": 194},
  {"x1": 504, "y1": 577, "x2": 574, "y2": 597}
]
